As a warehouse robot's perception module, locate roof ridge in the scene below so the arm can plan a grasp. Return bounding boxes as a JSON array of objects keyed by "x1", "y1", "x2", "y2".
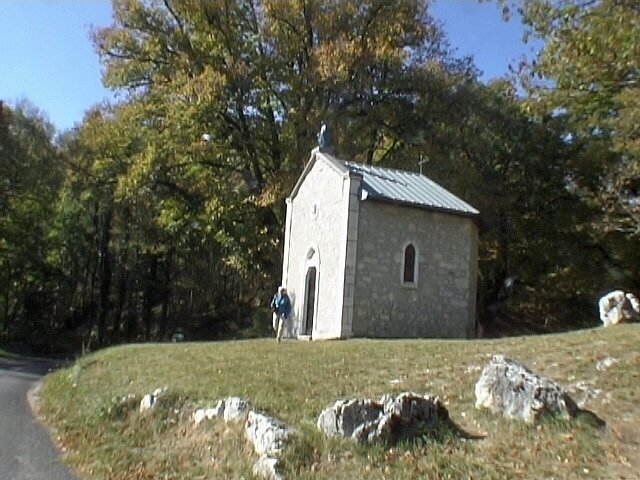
[{"x1": 344, "y1": 160, "x2": 424, "y2": 178}]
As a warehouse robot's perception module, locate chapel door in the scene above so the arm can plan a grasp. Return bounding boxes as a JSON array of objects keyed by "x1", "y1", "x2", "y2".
[{"x1": 303, "y1": 267, "x2": 317, "y2": 336}]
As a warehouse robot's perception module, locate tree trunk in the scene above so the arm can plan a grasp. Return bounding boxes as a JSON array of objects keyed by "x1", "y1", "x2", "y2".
[
  {"x1": 142, "y1": 254, "x2": 158, "y2": 341},
  {"x1": 158, "y1": 249, "x2": 173, "y2": 341},
  {"x1": 113, "y1": 218, "x2": 131, "y2": 342},
  {"x1": 83, "y1": 203, "x2": 101, "y2": 345},
  {"x1": 96, "y1": 207, "x2": 113, "y2": 346}
]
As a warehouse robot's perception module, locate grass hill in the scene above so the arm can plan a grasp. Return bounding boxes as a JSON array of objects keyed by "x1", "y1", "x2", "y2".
[{"x1": 39, "y1": 325, "x2": 640, "y2": 479}]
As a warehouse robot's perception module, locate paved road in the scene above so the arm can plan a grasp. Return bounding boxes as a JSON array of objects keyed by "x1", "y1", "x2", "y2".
[{"x1": 0, "y1": 356, "x2": 78, "y2": 480}]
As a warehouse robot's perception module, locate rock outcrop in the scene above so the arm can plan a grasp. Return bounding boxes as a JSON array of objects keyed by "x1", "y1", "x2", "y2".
[
  {"x1": 317, "y1": 392, "x2": 448, "y2": 444},
  {"x1": 252, "y1": 454, "x2": 284, "y2": 480},
  {"x1": 193, "y1": 400, "x2": 225, "y2": 426},
  {"x1": 139, "y1": 387, "x2": 167, "y2": 412},
  {"x1": 475, "y1": 355, "x2": 579, "y2": 423},
  {"x1": 245, "y1": 411, "x2": 295, "y2": 479},
  {"x1": 596, "y1": 356, "x2": 619, "y2": 371},
  {"x1": 245, "y1": 411, "x2": 295, "y2": 457},
  {"x1": 192, "y1": 398, "x2": 292, "y2": 479},
  {"x1": 193, "y1": 397, "x2": 249, "y2": 425},
  {"x1": 598, "y1": 290, "x2": 640, "y2": 326},
  {"x1": 224, "y1": 396, "x2": 251, "y2": 422}
]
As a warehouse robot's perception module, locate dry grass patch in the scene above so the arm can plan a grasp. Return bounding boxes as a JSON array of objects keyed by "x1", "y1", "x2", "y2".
[{"x1": 39, "y1": 325, "x2": 640, "y2": 479}]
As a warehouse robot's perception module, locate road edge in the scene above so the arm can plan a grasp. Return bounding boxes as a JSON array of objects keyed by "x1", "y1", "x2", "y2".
[
  {"x1": 26, "y1": 372, "x2": 82, "y2": 479},
  {"x1": 27, "y1": 378, "x2": 43, "y2": 415}
]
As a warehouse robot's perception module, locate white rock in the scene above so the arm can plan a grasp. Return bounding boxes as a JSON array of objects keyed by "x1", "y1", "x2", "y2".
[
  {"x1": 207, "y1": 399, "x2": 225, "y2": 419},
  {"x1": 245, "y1": 411, "x2": 295, "y2": 456},
  {"x1": 223, "y1": 397, "x2": 250, "y2": 423},
  {"x1": 474, "y1": 355, "x2": 579, "y2": 423},
  {"x1": 193, "y1": 400, "x2": 227, "y2": 426},
  {"x1": 317, "y1": 398, "x2": 381, "y2": 439},
  {"x1": 317, "y1": 392, "x2": 448, "y2": 445},
  {"x1": 139, "y1": 387, "x2": 167, "y2": 412},
  {"x1": 598, "y1": 290, "x2": 640, "y2": 326},
  {"x1": 152, "y1": 387, "x2": 167, "y2": 397},
  {"x1": 140, "y1": 394, "x2": 156, "y2": 412},
  {"x1": 596, "y1": 356, "x2": 619, "y2": 371},
  {"x1": 252, "y1": 454, "x2": 284, "y2": 480},
  {"x1": 194, "y1": 409, "x2": 207, "y2": 425}
]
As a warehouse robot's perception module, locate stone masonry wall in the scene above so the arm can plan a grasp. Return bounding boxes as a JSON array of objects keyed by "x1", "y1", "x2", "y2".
[{"x1": 351, "y1": 201, "x2": 477, "y2": 338}]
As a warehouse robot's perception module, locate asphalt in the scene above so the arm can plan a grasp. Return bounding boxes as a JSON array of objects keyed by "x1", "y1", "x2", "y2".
[{"x1": 0, "y1": 356, "x2": 79, "y2": 480}]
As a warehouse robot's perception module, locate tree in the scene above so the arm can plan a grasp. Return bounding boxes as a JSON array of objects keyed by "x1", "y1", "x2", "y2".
[
  {"x1": 519, "y1": 0, "x2": 639, "y2": 237},
  {"x1": 390, "y1": 76, "x2": 603, "y2": 331},
  {"x1": 0, "y1": 101, "x2": 65, "y2": 346},
  {"x1": 86, "y1": 0, "x2": 479, "y2": 333},
  {"x1": 92, "y1": 0, "x2": 475, "y2": 179},
  {"x1": 90, "y1": 0, "x2": 609, "y2": 335}
]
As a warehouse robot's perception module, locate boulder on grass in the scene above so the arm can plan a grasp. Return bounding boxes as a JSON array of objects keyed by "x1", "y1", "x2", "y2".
[
  {"x1": 598, "y1": 290, "x2": 640, "y2": 327},
  {"x1": 317, "y1": 392, "x2": 448, "y2": 445},
  {"x1": 139, "y1": 387, "x2": 167, "y2": 413},
  {"x1": 193, "y1": 400, "x2": 225, "y2": 426},
  {"x1": 245, "y1": 411, "x2": 295, "y2": 457},
  {"x1": 252, "y1": 454, "x2": 284, "y2": 480},
  {"x1": 475, "y1": 355, "x2": 579, "y2": 423},
  {"x1": 317, "y1": 398, "x2": 381, "y2": 439},
  {"x1": 223, "y1": 397, "x2": 250, "y2": 423}
]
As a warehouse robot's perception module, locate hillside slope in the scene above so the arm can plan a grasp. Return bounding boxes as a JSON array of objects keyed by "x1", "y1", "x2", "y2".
[{"x1": 40, "y1": 325, "x2": 640, "y2": 479}]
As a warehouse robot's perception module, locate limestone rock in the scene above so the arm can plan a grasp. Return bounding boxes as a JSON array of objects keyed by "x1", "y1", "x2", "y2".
[
  {"x1": 245, "y1": 411, "x2": 295, "y2": 456},
  {"x1": 475, "y1": 355, "x2": 579, "y2": 423},
  {"x1": 140, "y1": 394, "x2": 155, "y2": 412},
  {"x1": 223, "y1": 397, "x2": 250, "y2": 423},
  {"x1": 317, "y1": 392, "x2": 448, "y2": 444},
  {"x1": 252, "y1": 454, "x2": 284, "y2": 480},
  {"x1": 193, "y1": 400, "x2": 226, "y2": 426},
  {"x1": 596, "y1": 356, "x2": 619, "y2": 371},
  {"x1": 194, "y1": 409, "x2": 208, "y2": 425},
  {"x1": 193, "y1": 397, "x2": 248, "y2": 425},
  {"x1": 139, "y1": 387, "x2": 167, "y2": 412},
  {"x1": 598, "y1": 290, "x2": 640, "y2": 326},
  {"x1": 317, "y1": 398, "x2": 381, "y2": 439}
]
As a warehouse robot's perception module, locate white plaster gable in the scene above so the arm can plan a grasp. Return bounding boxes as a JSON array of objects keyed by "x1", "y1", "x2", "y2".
[{"x1": 288, "y1": 147, "x2": 361, "y2": 202}]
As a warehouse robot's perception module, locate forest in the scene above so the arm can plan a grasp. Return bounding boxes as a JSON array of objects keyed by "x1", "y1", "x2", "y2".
[{"x1": 1, "y1": 0, "x2": 638, "y2": 354}]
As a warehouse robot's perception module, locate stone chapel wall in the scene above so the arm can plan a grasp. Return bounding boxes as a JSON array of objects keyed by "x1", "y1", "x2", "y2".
[{"x1": 351, "y1": 201, "x2": 477, "y2": 338}]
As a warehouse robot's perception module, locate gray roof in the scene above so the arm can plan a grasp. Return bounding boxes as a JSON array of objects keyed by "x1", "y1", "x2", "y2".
[{"x1": 345, "y1": 161, "x2": 479, "y2": 217}]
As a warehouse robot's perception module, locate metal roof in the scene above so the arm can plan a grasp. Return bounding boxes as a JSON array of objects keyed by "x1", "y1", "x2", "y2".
[{"x1": 344, "y1": 161, "x2": 479, "y2": 217}]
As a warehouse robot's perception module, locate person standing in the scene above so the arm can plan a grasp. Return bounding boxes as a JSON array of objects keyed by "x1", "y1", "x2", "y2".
[{"x1": 270, "y1": 286, "x2": 291, "y2": 342}]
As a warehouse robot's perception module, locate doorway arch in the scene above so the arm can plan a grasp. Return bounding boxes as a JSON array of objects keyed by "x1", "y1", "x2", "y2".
[
  {"x1": 303, "y1": 266, "x2": 317, "y2": 335},
  {"x1": 302, "y1": 245, "x2": 319, "y2": 337}
]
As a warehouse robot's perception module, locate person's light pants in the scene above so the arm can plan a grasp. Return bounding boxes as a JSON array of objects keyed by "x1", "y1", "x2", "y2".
[{"x1": 273, "y1": 313, "x2": 287, "y2": 341}]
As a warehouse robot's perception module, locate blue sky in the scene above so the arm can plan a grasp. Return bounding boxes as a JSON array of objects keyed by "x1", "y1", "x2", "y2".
[{"x1": 0, "y1": 1, "x2": 540, "y2": 132}]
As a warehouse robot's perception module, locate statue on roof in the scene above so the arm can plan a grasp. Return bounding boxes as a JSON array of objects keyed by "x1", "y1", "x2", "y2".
[{"x1": 317, "y1": 122, "x2": 333, "y2": 154}]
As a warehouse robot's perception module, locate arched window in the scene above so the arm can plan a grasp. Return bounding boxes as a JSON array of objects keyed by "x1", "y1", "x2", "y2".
[{"x1": 403, "y1": 243, "x2": 417, "y2": 286}]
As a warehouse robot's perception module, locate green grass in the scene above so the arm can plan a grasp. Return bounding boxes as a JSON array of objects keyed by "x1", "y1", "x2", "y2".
[{"x1": 39, "y1": 325, "x2": 640, "y2": 479}]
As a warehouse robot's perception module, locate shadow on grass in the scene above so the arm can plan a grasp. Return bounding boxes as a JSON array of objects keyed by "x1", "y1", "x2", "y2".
[
  {"x1": 574, "y1": 408, "x2": 607, "y2": 430},
  {"x1": 282, "y1": 419, "x2": 487, "y2": 479},
  {"x1": 400, "y1": 418, "x2": 487, "y2": 446}
]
